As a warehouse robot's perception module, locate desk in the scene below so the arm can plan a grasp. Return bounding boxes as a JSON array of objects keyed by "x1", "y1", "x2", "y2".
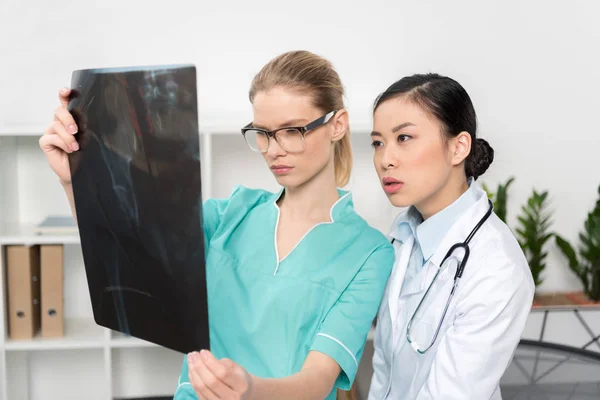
[
  {"x1": 525, "y1": 304, "x2": 600, "y2": 353},
  {"x1": 500, "y1": 340, "x2": 600, "y2": 399}
]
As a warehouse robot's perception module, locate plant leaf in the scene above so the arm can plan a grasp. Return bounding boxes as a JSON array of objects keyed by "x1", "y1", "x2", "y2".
[{"x1": 555, "y1": 234, "x2": 585, "y2": 286}]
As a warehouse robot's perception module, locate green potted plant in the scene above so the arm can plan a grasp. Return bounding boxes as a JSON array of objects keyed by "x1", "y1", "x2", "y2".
[
  {"x1": 555, "y1": 185, "x2": 600, "y2": 301},
  {"x1": 515, "y1": 189, "x2": 554, "y2": 287},
  {"x1": 482, "y1": 177, "x2": 514, "y2": 224}
]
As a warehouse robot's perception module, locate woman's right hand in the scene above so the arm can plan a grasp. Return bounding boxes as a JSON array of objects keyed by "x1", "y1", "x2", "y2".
[{"x1": 39, "y1": 87, "x2": 80, "y2": 185}]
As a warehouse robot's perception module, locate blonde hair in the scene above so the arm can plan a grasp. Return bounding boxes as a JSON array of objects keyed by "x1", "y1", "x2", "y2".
[{"x1": 249, "y1": 50, "x2": 352, "y2": 187}]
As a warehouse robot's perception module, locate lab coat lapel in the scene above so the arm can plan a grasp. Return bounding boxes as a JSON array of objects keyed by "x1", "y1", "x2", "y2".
[
  {"x1": 399, "y1": 263, "x2": 430, "y2": 298},
  {"x1": 387, "y1": 235, "x2": 414, "y2": 342}
]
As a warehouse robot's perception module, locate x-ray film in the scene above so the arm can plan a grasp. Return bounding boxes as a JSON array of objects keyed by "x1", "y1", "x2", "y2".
[{"x1": 67, "y1": 64, "x2": 209, "y2": 354}]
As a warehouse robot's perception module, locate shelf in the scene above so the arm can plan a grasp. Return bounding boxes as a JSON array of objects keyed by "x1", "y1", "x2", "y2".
[
  {"x1": 0, "y1": 121, "x2": 374, "y2": 137},
  {"x1": 110, "y1": 331, "x2": 159, "y2": 349},
  {"x1": 0, "y1": 125, "x2": 225, "y2": 137},
  {"x1": 200, "y1": 121, "x2": 373, "y2": 135},
  {"x1": 0, "y1": 222, "x2": 80, "y2": 245},
  {"x1": 112, "y1": 397, "x2": 172, "y2": 400},
  {"x1": 111, "y1": 347, "x2": 182, "y2": 400},
  {"x1": 3, "y1": 321, "x2": 165, "y2": 351},
  {"x1": 6, "y1": 349, "x2": 109, "y2": 400},
  {"x1": 4, "y1": 318, "x2": 106, "y2": 351},
  {"x1": 0, "y1": 125, "x2": 45, "y2": 137},
  {"x1": 199, "y1": 122, "x2": 245, "y2": 135}
]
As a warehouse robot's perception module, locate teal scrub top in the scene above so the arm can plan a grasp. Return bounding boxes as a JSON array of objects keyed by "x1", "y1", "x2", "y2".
[{"x1": 174, "y1": 185, "x2": 394, "y2": 400}]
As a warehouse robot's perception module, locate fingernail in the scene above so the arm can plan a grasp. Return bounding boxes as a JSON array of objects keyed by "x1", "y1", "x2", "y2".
[
  {"x1": 71, "y1": 142, "x2": 79, "y2": 151},
  {"x1": 61, "y1": 87, "x2": 68, "y2": 93},
  {"x1": 68, "y1": 124, "x2": 77, "y2": 134},
  {"x1": 200, "y1": 350, "x2": 208, "y2": 360}
]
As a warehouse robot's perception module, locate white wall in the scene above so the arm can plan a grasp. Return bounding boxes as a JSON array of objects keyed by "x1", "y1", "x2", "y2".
[
  {"x1": 0, "y1": 137, "x2": 19, "y2": 227},
  {"x1": 1, "y1": 0, "x2": 599, "y2": 295}
]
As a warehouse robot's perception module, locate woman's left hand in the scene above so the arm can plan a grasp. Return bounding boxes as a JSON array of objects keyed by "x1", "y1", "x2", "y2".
[{"x1": 187, "y1": 350, "x2": 253, "y2": 400}]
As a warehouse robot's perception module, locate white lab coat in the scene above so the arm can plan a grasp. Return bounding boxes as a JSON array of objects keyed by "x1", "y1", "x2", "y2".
[{"x1": 368, "y1": 183, "x2": 535, "y2": 400}]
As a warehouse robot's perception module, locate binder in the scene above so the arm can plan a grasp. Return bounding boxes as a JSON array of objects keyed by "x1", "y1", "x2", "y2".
[
  {"x1": 40, "y1": 245, "x2": 64, "y2": 337},
  {"x1": 34, "y1": 215, "x2": 78, "y2": 235},
  {"x1": 6, "y1": 245, "x2": 41, "y2": 340}
]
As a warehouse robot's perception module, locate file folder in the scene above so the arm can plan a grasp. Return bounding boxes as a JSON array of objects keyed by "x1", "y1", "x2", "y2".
[
  {"x1": 6, "y1": 245, "x2": 41, "y2": 340},
  {"x1": 40, "y1": 244, "x2": 64, "y2": 337}
]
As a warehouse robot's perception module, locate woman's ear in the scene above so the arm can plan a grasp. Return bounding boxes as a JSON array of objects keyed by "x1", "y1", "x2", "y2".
[
  {"x1": 451, "y1": 131, "x2": 472, "y2": 166},
  {"x1": 331, "y1": 109, "x2": 349, "y2": 143}
]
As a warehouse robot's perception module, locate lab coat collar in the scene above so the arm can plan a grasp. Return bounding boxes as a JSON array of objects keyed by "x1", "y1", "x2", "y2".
[
  {"x1": 428, "y1": 180, "x2": 491, "y2": 268},
  {"x1": 385, "y1": 180, "x2": 491, "y2": 320},
  {"x1": 417, "y1": 178, "x2": 479, "y2": 263},
  {"x1": 389, "y1": 207, "x2": 421, "y2": 244},
  {"x1": 387, "y1": 178, "x2": 479, "y2": 264}
]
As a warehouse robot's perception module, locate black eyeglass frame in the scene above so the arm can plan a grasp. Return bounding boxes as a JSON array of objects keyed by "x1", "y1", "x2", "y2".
[{"x1": 240, "y1": 110, "x2": 337, "y2": 152}]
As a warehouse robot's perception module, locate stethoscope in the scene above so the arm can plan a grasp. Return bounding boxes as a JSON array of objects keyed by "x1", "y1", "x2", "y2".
[{"x1": 392, "y1": 199, "x2": 494, "y2": 354}]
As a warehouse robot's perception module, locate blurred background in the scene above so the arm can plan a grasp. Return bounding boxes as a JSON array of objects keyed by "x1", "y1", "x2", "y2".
[{"x1": 0, "y1": 1, "x2": 599, "y2": 399}]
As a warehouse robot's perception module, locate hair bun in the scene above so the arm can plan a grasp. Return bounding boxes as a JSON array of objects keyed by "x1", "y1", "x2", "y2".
[{"x1": 468, "y1": 138, "x2": 494, "y2": 179}]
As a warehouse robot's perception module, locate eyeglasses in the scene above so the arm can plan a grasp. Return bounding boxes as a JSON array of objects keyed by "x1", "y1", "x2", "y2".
[{"x1": 241, "y1": 110, "x2": 337, "y2": 153}]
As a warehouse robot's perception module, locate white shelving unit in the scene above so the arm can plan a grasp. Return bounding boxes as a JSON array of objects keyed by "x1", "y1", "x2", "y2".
[
  {"x1": 0, "y1": 240, "x2": 182, "y2": 400},
  {"x1": 0, "y1": 122, "x2": 397, "y2": 400},
  {"x1": 2, "y1": 123, "x2": 599, "y2": 399}
]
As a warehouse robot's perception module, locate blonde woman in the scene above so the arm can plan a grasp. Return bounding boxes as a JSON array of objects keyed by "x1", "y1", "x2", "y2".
[{"x1": 39, "y1": 51, "x2": 394, "y2": 400}]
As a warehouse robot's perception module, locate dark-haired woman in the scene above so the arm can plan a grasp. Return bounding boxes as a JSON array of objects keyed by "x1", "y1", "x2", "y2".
[{"x1": 367, "y1": 73, "x2": 535, "y2": 400}]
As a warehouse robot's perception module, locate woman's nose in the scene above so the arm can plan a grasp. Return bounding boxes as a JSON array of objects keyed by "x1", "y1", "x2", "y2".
[
  {"x1": 380, "y1": 146, "x2": 398, "y2": 169},
  {"x1": 266, "y1": 136, "x2": 286, "y2": 158}
]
